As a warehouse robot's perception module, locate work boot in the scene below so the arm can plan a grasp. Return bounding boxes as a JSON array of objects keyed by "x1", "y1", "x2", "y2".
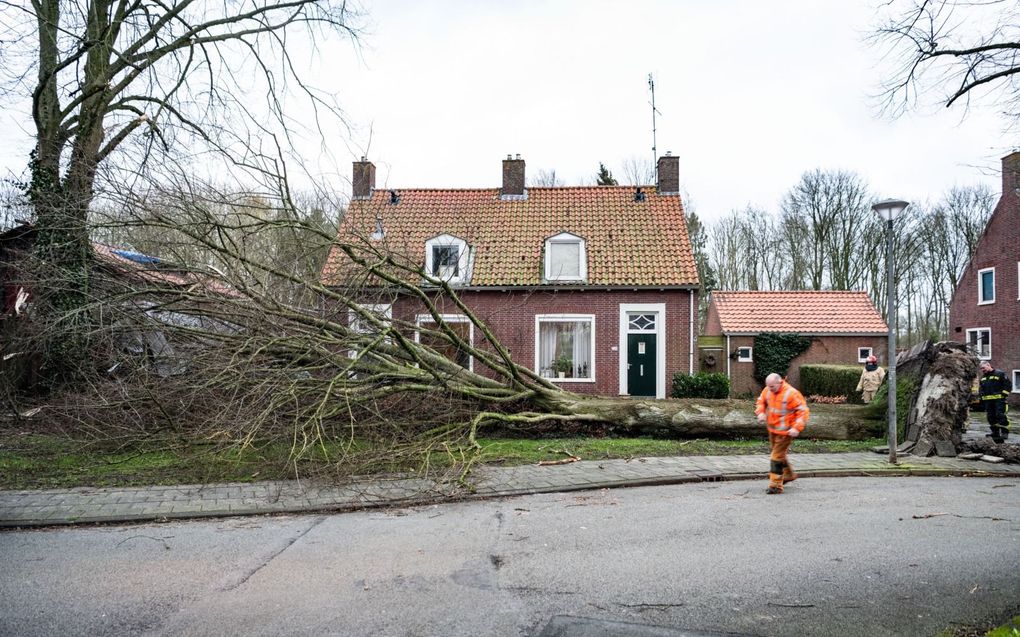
[
  {"x1": 782, "y1": 470, "x2": 798, "y2": 484},
  {"x1": 766, "y1": 486, "x2": 782, "y2": 494}
]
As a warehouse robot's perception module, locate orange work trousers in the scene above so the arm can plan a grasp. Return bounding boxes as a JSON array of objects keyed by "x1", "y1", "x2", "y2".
[{"x1": 768, "y1": 432, "x2": 797, "y2": 492}]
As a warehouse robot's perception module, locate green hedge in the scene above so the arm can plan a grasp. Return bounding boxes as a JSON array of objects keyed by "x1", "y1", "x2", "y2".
[
  {"x1": 800, "y1": 364, "x2": 865, "y2": 404},
  {"x1": 671, "y1": 372, "x2": 730, "y2": 399}
]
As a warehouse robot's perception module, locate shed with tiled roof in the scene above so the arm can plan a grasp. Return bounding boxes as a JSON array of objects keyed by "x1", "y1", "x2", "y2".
[{"x1": 701, "y1": 290, "x2": 888, "y2": 396}]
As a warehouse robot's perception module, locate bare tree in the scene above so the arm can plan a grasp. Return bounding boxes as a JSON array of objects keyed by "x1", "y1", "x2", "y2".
[
  {"x1": 0, "y1": 0, "x2": 361, "y2": 377},
  {"x1": 875, "y1": 0, "x2": 1020, "y2": 124},
  {"x1": 620, "y1": 156, "x2": 655, "y2": 186},
  {"x1": 529, "y1": 169, "x2": 563, "y2": 187}
]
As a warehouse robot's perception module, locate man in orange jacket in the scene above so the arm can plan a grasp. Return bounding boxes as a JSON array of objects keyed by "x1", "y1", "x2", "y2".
[{"x1": 755, "y1": 373, "x2": 809, "y2": 494}]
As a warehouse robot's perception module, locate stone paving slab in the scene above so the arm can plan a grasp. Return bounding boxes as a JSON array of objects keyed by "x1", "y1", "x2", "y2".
[{"x1": 2, "y1": 450, "x2": 1018, "y2": 528}]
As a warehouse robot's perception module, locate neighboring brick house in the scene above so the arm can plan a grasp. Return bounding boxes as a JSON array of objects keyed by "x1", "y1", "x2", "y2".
[
  {"x1": 948, "y1": 151, "x2": 1020, "y2": 406},
  {"x1": 700, "y1": 291, "x2": 888, "y2": 397},
  {"x1": 320, "y1": 154, "x2": 700, "y2": 399}
]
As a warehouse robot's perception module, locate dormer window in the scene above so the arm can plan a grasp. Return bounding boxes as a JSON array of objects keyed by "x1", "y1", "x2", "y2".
[
  {"x1": 425, "y1": 234, "x2": 469, "y2": 284},
  {"x1": 544, "y1": 232, "x2": 586, "y2": 282}
]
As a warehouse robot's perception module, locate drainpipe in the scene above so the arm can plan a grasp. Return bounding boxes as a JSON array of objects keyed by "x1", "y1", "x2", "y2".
[
  {"x1": 688, "y1": 289, "x2": 695, "y2": 374},
  {"x1": 726, "y1": 334, "x2": 731, "y2": 380}
]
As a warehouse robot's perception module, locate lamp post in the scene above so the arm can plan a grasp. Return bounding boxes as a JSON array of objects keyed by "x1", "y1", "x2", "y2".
[{"x1": 872, "y1": 198, "x2": 909, "y2": 464}]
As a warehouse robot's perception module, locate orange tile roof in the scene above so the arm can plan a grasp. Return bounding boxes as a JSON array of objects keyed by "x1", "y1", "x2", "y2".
[
  {"x1": 321, "y1": 187, "x2": 699, "y2": 287},
  {"x1": 709, "y1": 291, "x2": 888, "y2": 334}
]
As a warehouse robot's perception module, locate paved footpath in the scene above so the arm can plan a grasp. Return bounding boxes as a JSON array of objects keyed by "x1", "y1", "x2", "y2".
[{"x1": 2, "y1": 449, "x2": 1017, "y2": 528}]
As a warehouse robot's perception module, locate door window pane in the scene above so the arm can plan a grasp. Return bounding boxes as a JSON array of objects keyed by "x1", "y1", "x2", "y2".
[{"x1": 628, "y1": 314, "x2": 656, "y2": 331}]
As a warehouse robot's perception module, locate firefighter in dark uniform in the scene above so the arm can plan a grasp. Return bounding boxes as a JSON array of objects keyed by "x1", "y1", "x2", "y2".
[{"x1": 979, "y1": 361, "x2": 1012, "y2": 443}]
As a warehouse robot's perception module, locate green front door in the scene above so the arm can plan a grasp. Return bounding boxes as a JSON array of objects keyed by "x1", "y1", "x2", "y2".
[{"x1": 627, "y1": 333, "x2": 656, "y2": 397}]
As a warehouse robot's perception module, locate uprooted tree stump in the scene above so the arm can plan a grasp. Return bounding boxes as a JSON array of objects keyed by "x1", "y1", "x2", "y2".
[{"x1": 887, "y1": 340, "x2": 1018, "y2": 461}]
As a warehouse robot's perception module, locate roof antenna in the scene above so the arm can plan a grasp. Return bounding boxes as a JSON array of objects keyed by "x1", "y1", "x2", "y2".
[{"x1": 648, "y1": 73, "x2": 661, "y2": 183}]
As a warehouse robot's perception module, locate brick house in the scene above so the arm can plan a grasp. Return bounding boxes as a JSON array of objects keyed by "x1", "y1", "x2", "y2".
[
  {"x1": 320, "y1": 154, "x2": 700, "y2": 399},
  {"x1": 700, "y1": 291, "x2": 888, "y2": 397},
  {"x1": 948, "y1": 151, "x2": 1020, "y2": 406}
]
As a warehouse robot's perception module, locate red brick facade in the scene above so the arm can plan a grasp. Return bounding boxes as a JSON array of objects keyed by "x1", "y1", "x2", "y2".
[
  {"x1": 333, "y1": 288, "x2": 698, "y2": 398},
  {"x1": 948, "y1": 152, "x2": 1020, "y2": 406},
  {"x1": 713, "y1": 334, "x2": 888, "y2": 397}
]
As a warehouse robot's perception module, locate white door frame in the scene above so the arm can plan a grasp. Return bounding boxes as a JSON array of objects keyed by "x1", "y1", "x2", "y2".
[{"x1": 618, "y1": 303, "x2": 666, "y2": 399}]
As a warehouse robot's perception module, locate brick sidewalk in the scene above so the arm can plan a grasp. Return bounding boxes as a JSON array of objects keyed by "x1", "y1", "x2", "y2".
[{"x1": 2, "y1": 451, "x2": 1017, "y2": 528}]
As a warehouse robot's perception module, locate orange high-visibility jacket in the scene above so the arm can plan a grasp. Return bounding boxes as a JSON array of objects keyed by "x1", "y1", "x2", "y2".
[{"x1": 755, "y1": 381, "x2": 809, "y2": 436}]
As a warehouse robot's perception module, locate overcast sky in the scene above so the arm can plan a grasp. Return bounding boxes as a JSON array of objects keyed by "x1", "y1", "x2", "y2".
[{"x1": 0, "y1": 1, "x2": 1013, "y2": 223}]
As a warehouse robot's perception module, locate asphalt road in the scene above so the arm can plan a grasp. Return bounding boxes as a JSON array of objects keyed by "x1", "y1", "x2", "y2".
[{"x1": 1, "y1": 476, "x2": 1018, "y2": 637}]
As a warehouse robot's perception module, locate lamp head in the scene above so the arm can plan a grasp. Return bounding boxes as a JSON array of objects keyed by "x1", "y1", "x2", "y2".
[{"x1": 872, "y1": 198, "x2": 909, "y2": 222}]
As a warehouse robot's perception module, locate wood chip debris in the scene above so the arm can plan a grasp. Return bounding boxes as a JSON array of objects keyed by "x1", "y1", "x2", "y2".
[{"x1": 537, "y1": 449, "x2": 581, "y2": 466}]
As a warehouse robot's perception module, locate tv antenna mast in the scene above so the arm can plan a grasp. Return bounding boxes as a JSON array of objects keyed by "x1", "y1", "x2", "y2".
[{"x1": 648, "y1": 73, "x2": 661, "y2": 181}]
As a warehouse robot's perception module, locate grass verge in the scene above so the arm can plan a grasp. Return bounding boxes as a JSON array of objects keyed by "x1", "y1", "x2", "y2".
[{"x1": 0, "y1": 430, "x2": 884, "y2": 490}]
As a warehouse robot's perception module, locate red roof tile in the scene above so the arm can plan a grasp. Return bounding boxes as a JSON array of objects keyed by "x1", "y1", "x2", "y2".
[
  {"x1": 709, "y1": 291, "x2": 888, "y2": 334},
  {"x1": 321, "y1": 187, "x2": 699, "y2": 287}
]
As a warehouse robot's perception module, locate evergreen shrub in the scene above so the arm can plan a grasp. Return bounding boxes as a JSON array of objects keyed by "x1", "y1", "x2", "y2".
[
  {"x1": 671, "y1": 372, "x2": 730, "y2": 399},
  {"x1": 800, "y1": 364, "x2": 865, "y2": 404}
]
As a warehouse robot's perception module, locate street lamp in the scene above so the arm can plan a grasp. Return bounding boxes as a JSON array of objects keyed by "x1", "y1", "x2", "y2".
[{"x1": 872, "y1": 198, "x2": 909, "y2": 464}]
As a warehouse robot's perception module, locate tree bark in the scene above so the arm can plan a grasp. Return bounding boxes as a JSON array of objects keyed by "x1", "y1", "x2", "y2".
[{"x1": 534, "y1": 395, "x2": 880, "y2": 440}]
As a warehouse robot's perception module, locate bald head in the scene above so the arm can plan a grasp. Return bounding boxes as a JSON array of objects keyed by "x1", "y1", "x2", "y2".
[{"x1": 765, "y1": 373, "x2": 784, "y2": 393}]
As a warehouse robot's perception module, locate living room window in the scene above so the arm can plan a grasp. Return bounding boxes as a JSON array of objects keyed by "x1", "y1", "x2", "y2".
[
  {"x1": 858, "y1": 347, "x2": 873, "y2": 363},
  {"x1": 544, "y1": 232, "x2": 586, "y2": 282},
  {"x1": 965, "y1": 327, "x2": 991, "y2": 360},
  {"x1": 348, "y1": 303, "x2": 392, "y2": 359},
  {"x1": 424, "y1": 234, "x2": 469, "y2": 284},
  {"x1": 978, "y1": 267, "x2": 995, "y2": 304},
  {"x1": 415, "y1": 314, "x2": 473, "y2": 371},
  {"x1": 535, "y1": 315, "x2": 594, "y2": 381}
]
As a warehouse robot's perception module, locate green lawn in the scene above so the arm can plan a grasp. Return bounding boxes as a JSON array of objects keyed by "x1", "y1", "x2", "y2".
[{"x1": 0, "y1": 431, "x2": 884, "y2": 490}]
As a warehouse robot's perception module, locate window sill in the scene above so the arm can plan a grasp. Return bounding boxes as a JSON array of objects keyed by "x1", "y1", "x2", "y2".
[
  {"x1": 548, "y1": 377, "x2": 596, "y2": 383},
  {"x1": 977, "y1": 300, "x2": 995, "y2": 305}
]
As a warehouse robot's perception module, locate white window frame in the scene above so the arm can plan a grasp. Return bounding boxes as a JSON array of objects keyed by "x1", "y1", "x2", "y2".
[
  {"x1": 348, "y1": 303, "x2": 393, "y2": 359},
  {"x1": 534, "y1": 314, "x2": 596, "y2": 383},
  {"x1": 543, "y1": 232, "x2": 587, "y2": 282},
  {"x1": 618, "y1": 303, "x2": 667, "y2": 399},
  {"x1": 977, "y1": 267, "x2": 995, "y2": 305},
  {"x1": 857, "y1": 347, "x2": 873, "y2": 363},
  {"x1": 1012, "y1": 370, "x2": 1020, "y2": 393},
  {"x1": 424, "y1": 234, "x2": 469, "y2": 284},
  {"x1": 414, "y1": 314, "x2": 474, "y2": 372},
  {"x1": 965, "y1": 327, "x2": 992, "y2": 360},
  {"x1": 737, "y1": 346, "x2": 753, "y2": 362}
]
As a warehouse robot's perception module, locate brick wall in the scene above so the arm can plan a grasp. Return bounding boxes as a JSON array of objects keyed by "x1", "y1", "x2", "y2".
[
  {"x1": 726, "y1": 334, "x2": 888, "y2": 397},
  {"x1": 333, "y1": 288, "x2": 697, "y2": 397},
  {"x1": 948, "y1": 152, "x2": 1020, "y2": 405}
]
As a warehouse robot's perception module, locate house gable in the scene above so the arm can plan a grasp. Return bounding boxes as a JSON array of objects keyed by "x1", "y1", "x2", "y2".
[{"x1": 948, "y1": 152, "x2": 1020, "y2": 402}]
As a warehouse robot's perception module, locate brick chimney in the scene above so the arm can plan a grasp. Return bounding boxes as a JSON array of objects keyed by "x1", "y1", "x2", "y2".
[
  {"x1": 657, "y1": 152, "x2": 679, "y2": 195},
  {"x1": 501, "y1": 154, "x2": 526, "y2": 198},
  {"x1": 1002, "y1": 151, "x2": 1020, "y2": 195},
  {"x1": 353, "y1": 157, "x2": 375, "y2": 199}
]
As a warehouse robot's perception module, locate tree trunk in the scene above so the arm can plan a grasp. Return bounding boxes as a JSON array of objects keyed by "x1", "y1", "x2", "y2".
[{"x1": 534, "y1": 395, "x2": 880, "y2": 440}]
